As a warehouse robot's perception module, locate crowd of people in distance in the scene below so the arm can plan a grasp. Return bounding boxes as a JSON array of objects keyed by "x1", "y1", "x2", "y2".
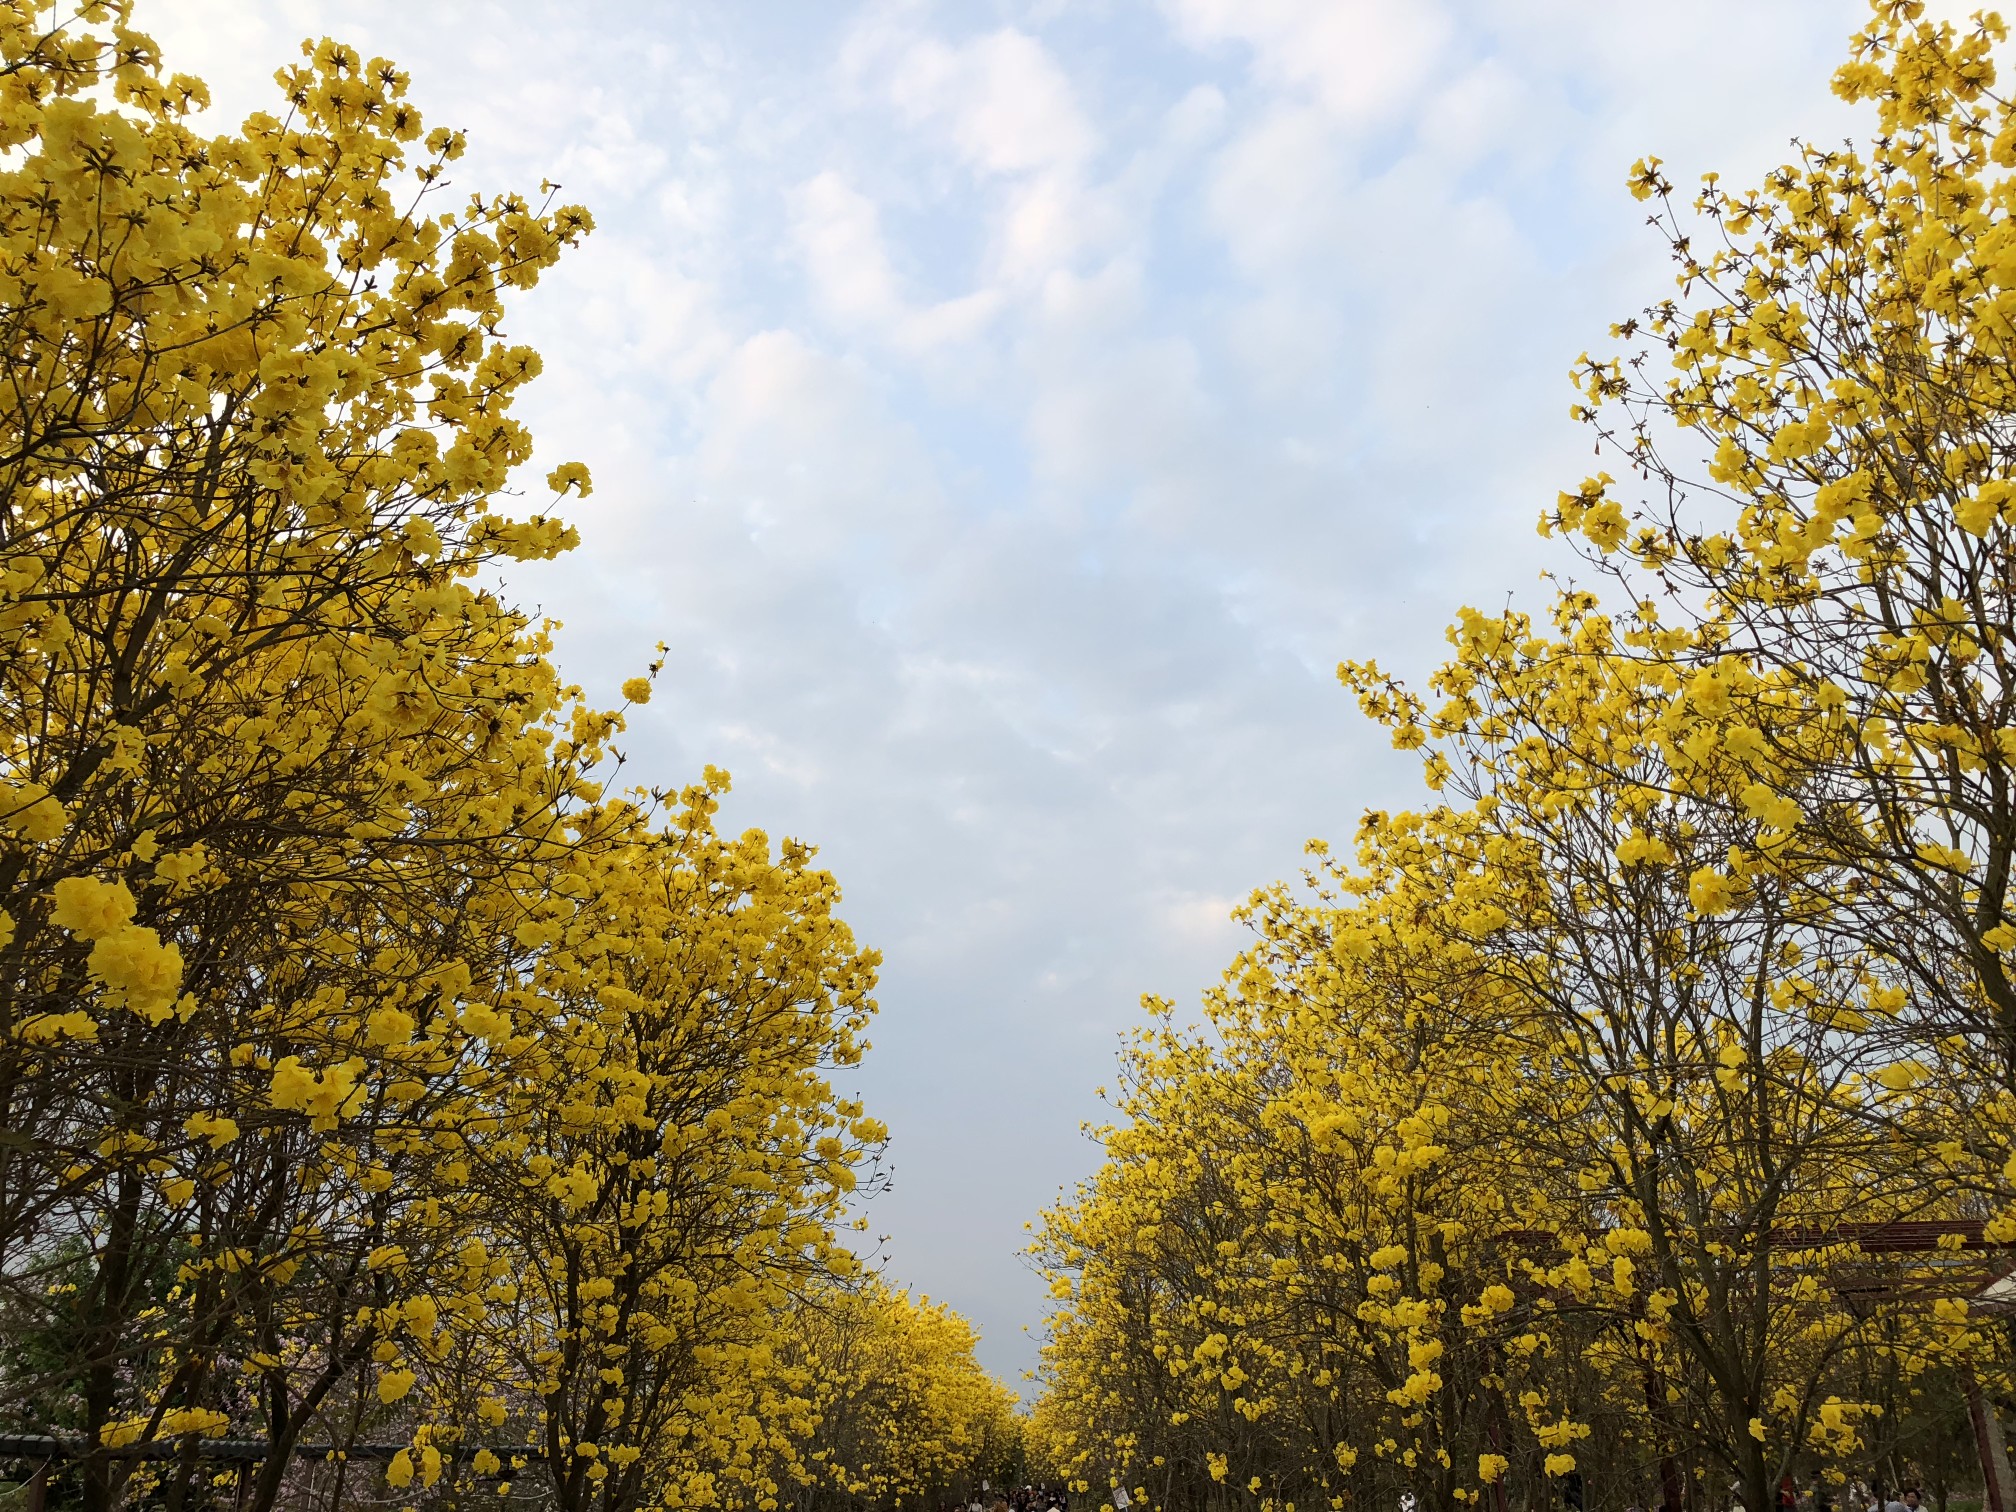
[
  {"x1": 1626, "y1": 1476, "x2": 1932, "y2": 1512},
  {"x1": 949, "y1": 1485, "x2": 1069, "y2": 1512},
  {"x1": 1816, "y1": 1477, "x2": 1924, "y2": 1512},
  {"x1": 933, "y1": 1481, "x2": 1941, "y2": 1512}
]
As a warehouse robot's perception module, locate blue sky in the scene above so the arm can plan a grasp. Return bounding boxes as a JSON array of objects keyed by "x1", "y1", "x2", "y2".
[{"x1": 162, "y1": 0, "x2": 1913, "y2": 1391}]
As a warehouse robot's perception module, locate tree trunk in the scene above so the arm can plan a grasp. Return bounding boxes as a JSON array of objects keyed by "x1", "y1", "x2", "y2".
[
  {"x1": 80, "y1": 1167, "x2": 145, "y2": 1512},
  {"x1": 1740, "y1": 1437, "x2": 1771, "y2": 1512},
  {"x1": 1968, "y1": 1372, "x2": 2013, "y2": 1512}
]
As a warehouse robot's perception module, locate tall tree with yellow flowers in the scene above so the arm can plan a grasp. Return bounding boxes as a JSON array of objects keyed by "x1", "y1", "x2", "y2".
[
  {"x1": 1033, "y1": 852, "x2": 1597, "y2": 1512},
  {"x1": 456, "y1": 777, "x2": 889, "y2": 1512},
  {"x1": 768, "y1": 1278, "x2": 1023, "y2": 1512},
  {"x1": 0, "y1": 4, "x2": 598, "y2": 1503},
  {"x1": 1345, "y1": 596, "x2": 1965, "y2": 1512},
  {"x1": 1034, "y1": 6, "x2": 2016, "y2": 1512},
  {"x1": 1546, "y1": 2, "x2": 2016, "y2": 1239},
  {"x1": 0, "y1": 10, "x2": 1006, "y2": 1512}
]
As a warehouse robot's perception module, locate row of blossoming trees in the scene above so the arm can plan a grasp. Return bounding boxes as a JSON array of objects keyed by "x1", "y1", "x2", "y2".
[
  {"x1": 1031, "y1": 8, "x2": 2016, "y2": 1512},
  {"x1": 0, "y1": 7, "x2": 1018, "y2": 1512}
]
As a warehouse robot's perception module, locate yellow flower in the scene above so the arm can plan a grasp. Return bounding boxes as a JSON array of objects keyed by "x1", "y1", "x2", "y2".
[
  {"x1": 267, "y1": 1056, "x2": 367, "y2": 1127},
  {"x1": 47, "y1": 876, "x2": 137, "y2": 939},
  {"x1": 0, "y1": 781, "x2": 66, "y2": 842},
  {"x1": 17, "y1": 1010, "x2": 97, "y2": 1043},
  {"x1": 1687, "y1": 867, "x2": 1738, "y2": 917},
  {"x1": 87, "y1": 925, "x2": 184, "y2": 1019},
  {"x1": 1582, "y1": 500, "x2": 1628, "y2": 552},
  {"x1": 1956, "y1": 492, "x2": 2000, "y2": 535},
  {"x1": 377, "y1": 1369, "x2": 416, "y2": 1404},
  {"x1": 267, "y1": 1058, "x2": 318, "y2": 1113},
  {"x1": 545, "y1": 460, "x2": 593, "y2": 496},
  {"x1": 183, "y1": 1113, "x2": 240, "y2": 1150},
  {"x1": 365, "y1": 1006, "x2": 416, "y2": 1046}
]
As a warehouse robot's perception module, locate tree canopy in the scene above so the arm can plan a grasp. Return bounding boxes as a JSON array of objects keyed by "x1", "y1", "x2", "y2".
[
  {"x1": 1031, "y1": 7, "x2": 2016, "y2": 1512},
  {"x1": 0, "y1": 5, "x2": 1016, "y2": 1512}
]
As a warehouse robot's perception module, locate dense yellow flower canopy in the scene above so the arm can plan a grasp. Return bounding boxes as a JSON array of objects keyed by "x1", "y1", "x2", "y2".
[
  {"x1": 1033, "y1": 7, "x2": 2016, "y2": 1512},
  {"x1": 0, "y1": 7, "x2": 1013, "y2": 1512}
]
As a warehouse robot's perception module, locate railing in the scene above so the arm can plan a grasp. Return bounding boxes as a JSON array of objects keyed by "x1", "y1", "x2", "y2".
[{"x1": 0, "y1": 1434, "x2": 542, "y2": 1512}]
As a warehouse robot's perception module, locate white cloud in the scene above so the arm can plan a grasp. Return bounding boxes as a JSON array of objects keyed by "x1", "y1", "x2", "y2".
[
  {"x1": 696, "y1": 330, "x2": 948, "y2": 568},
  {"x1": 1023, "y1": 327, "x2": 1218, "y2": 525},
  {"x1": 1164, "y1": 83, "x2": 1230, "y2": 153},
  {"x1": 1415, "y1": 56, "x2": 1549, "y2": 171},
  {"x1": 1203, "y1": 105, "x2": 1348, "y2": 274},
  {"x1": 794, "y1": 172, "x2": 907, "y2": 326},
  {"x1": 1163, "y1": 0, "x2": 1454, "y2": 125},
  {"x1": 791, "y1": 171, "x2": 1003, "y2": 349},
  {"x1": 882, "y1": 28, "x2": 1097, "y2": 177},
  {"x1": 841, "y1": 15, "x2": 1112, "y2": 285}
]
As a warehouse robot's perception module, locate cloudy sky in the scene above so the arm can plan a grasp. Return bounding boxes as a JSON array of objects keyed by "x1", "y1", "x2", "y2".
[{"x1": 156, "y1": 0, "x2": 1913, "y2": 1389}]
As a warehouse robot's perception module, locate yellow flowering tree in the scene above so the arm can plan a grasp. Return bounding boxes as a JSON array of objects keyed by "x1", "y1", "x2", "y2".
[
  {"x1": 457, "y1": 777, "x2": 888, "y2": 1512},
  {"x1": 1551, "y1": 2, "x2": 2016, "y2": 1237},
  {"x1": 0, "y1": 10, "x2": 1007, "y2": 1512},
  {"x1": 1345, "y1": 595, "x2": 1983, "y2": 1512},
  {"x1": 1034, "y1": 7, "x2": 2016, "y2": 1512},
  {"x1": 1038, "y1": 622, "x2": 2003, "y2": 1512},
  {"x1": 1034, "y1": 863, "x2": 1591, "y2": 1512},
  {"x1": 770, "y1": 1278, "x2": 1022, "y2": 1512},
  {"x1": 0, "y1": 2, "x2": 600, "y2": 1503}
]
